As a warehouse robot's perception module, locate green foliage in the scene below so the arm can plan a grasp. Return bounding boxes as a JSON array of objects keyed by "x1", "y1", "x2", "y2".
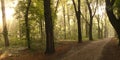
[
  {"x1": 114, "y1": 0, "x2": 120, "y2": 18},
  {"x1": 114, "y1": 0, "x2": 120, "y2": 8},
  {"x1": 13, "y1": 0, "x2": 45, "y2": 50}
]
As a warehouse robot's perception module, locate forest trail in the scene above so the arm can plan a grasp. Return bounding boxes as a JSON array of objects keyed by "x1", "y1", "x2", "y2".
[
  {"x1": 59, "y1": 38, "x2": 111, "y2": 60},
  {"x1": 2, "y1": 38, "x2": 118, "y2": 60}
]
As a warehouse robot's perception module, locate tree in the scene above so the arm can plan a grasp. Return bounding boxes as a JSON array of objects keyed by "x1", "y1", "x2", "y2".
[
  {"x1": 86, "y1": 0, "x2": 97, "y2": 40},
  {"x1": 1, "y1": 0, "x2": 9, "y2": 47},
  {"x1": 96, "y1": 15, "x2": 101, "y2": 39},
  {"x1": 72, "y1": 0, "x2": 82, "y2": 43},
  {"x1": 44, "y1": 0, "x2": 55, "y2": 54},
  {"x1": 62, "y1": 4, "x2": 67, "y2": 39},
  {"x1": 14, "y1": 0, "x2": 45, "y2": 48},
  {"x1": 67, "y1": 4, "x2": 71, "y2": 39},
  {"x1": 105, "y1": 0, "x2": 120, "y2": 45},
  {"x1": 25, "y1": 0, "x2": 31, "y2": 49}
]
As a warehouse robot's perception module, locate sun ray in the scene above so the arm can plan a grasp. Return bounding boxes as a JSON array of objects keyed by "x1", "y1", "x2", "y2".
[{"x1": 0, "y1": 0, "x2": 18, "y2": 32}]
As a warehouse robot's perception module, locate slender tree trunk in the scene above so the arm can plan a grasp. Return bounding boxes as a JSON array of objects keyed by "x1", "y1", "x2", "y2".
[
  {"x1": 85, "y1": 6, "x2": 89, "y2": 38},
  {"x1": 86, "y1": 0, "x2": 96, "y2": 40},
  {"x1": 44, "y1": 0, "x2": 55, "y2": 54},
  {"x1": 72, "y1": 0, "x2": 82, "y2": 43},
  {"x1": 55, "y1": 0, "x2": 60, "y2": 13},
  {"x1": 67, "y1": 6, "x2": 71, "y2": 39},
  {"x1": 62, "y1": 6, "x2": 66, "y2": 39},
  {"x1": 19, "y1": 11, "x2": 21, "y2": 40},
  {"x1": 25, "y1": 0, "x2": 31, "y2": 49},
  {"x1": 101, "y1": 20, "x2": 104, "y2": 38},
  {"x1": 97, "y1": 15, "x2": 101, "y2": 39},
  {"x1": 39, "y1": 20, "x2": 43, "y2": 40},
  {"x1": 86, "y1": 0, "x2": 93, "y2": 40},
  {"x1": 85, "y1": 23, "x2": 89, "y2": 37},
  {"x1": 104, "y1": 19, "x2": 108, "y2": 38},
  {"x1": 89, "y1": 17, "x2": 93, "y2": 40},
  {"x1": 1, "y1": 0, "x2": 9, "y2": 47}
]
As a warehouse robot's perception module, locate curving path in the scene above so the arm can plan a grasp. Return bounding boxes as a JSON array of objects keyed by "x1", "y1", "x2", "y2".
[{"x1": 60, "y1": 38, "x2": 111, "y2": 60}]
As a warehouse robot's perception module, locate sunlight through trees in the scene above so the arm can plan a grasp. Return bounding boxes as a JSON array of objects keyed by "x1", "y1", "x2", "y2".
[{"x1": 0, "y1": 0, "x2": 119, "y2": 56}]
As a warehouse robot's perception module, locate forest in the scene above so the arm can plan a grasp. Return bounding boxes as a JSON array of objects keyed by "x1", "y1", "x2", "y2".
[{"x1": 0, "y1": 0, "x2": 120, "y2": 60}]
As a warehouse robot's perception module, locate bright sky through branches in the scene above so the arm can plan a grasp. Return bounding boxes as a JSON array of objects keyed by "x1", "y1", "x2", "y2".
[
  {"x1": 96, "y1": 4, "x2": 105, "y2": 16},
  {"x1": 0, "y1": 0, "x2": 18, "y2": 32}
]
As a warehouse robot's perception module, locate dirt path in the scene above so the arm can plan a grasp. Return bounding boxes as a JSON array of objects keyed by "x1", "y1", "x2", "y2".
[
  {"x1": 100, "y1": 38, "x2": 120, "y2": 60},
  {"x1": 59, "y1": 38, "x2": 111, "y2": 60}
]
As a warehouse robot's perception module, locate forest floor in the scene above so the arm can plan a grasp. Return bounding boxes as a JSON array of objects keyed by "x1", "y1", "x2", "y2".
[{"x1": 0, "y1": 38, "x2": 120, "y2": 60}]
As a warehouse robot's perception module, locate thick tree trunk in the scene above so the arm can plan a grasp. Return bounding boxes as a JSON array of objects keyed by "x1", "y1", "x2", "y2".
[
  {"x1": 105, "y1": 0, "x2": 120, "y2": 46},
  {"x1": 44, "y1": 0, "x2": 55, "y2": 54},
  {"x1": 1, "y1": 0, "x2": 9, "y2": 47}
]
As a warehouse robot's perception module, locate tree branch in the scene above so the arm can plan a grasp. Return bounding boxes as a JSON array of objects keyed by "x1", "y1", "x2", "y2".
[
  {"x1": 81, "y1": 13, "x2": 90, "y2": 25},
  {"x1": 72, "y1": 0, "x2": 78, "y2": 14},
  {"x1": 55, "y1": 0, "x2": 60, "y2": 13},
  {"x1": 111, "y1": 0, "x2": 115, "y2": 6},
  {"x1": 86, "y1": 0, "x2": 92, "y2": 17},
  {"x1": 92, "y1": 5, "x2": 97, "y2": 18}
]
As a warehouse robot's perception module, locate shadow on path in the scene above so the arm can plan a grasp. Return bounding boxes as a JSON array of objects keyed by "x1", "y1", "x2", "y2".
[
  {"x1": 100, "y1": 38, "x2": 120, "y2": 60},
  {"x1": 60, "y1": 38, "x2": 111, "y2": 60}
]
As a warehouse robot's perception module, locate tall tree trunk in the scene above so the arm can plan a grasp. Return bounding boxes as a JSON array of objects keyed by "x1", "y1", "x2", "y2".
[
  {"x1": 1, "y1": 0, "x2": 9, "y2": 47},
  {"x1": 86, "y1": 0, "x2": 93, "y2": 40},
  {"x1": 86, "y1": 0, "x2": 96, "y2": 40},
  {"x1": 85, "y1": 6, "x2": 89, "y2": 38},
  {"x1": 97, "y1": 15, "x2": 101, "y2": 39},
  {"x1": 104, "y1": 19, "x2": 108, "y2": 38},
  {"x1": 89, "y1": 17, "x2": 93, "y2": 40},
  {"x1": 62, "y1": 5, "x2": 66, "y2": 39},
  {"x1": 105, "y1": 0, "x2": 120, "y2": 46},
  {"x1": 72, "y1": 0, "x2": 82, "y2": 43},
  {"x1": 85, "y1": 23, "x2": 89, "y2": 37},
  {"x1": 67, "y1": 7, "x2": 71, "y2": 39},
  {"x1": 101, "y1": 20, "x2": 104, "y2": 38},
  {"x1": 78, "y1": 0, "x2": 82, "y2": 43},
  {"x1": 39, "y1": 19, "x2": 43, "y2": 40},
  {"x1": 25, "y1": 0, "x2": 31, "y2": 49},
  {"x1": 44, "y1": 0, "x2": 55, "y2": 54}
]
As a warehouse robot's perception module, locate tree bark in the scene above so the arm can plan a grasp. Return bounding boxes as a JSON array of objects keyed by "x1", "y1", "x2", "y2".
[
  {"x1": 67, "y1": 6, "x2": 71, "y2": 38},
  {"x1": 25, "y1": 0, "x2": 31, "y2": 49},
  {"x1": 105, "y1": 0, "x2": 120, "y2": 45},
  {"x1": 96, "y1": 15, "x2": 101, "y2": 39},
  {"x1": 62, "y1": 5, "x2": 66, "y2": 39},
  {"x1": 86, "y1": 0, "x2": 96, "y2": 40},
  {"x1": 72, "y1": 0, "x2": 82, "y2": 43},
  {"x1": 1, "y1": 0, "x2": 9, "y2": 47},
  {"x1": 55, "y1": 0, "x2": 60, "y2": 13},
  {"x1": 44, "y1": 0, "x2": 55, "y2": 54},
  {"x1": 104, "y1": 19, "x2": 108, "y2": 38},
  {"x1": 86, "y1": 0, "x2": 93, "y2": 40}
]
